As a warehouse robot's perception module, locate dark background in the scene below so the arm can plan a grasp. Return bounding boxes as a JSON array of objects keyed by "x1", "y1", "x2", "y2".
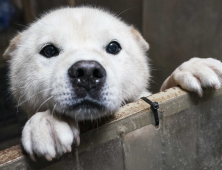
[{"x1": 1, "y1": 0, "x2": 222, "y2": 150}]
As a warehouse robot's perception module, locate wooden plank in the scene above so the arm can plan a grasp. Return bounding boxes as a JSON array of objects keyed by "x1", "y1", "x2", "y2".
[{"x1": 0, "y1": 145, "x2": 23, "y2": 166}]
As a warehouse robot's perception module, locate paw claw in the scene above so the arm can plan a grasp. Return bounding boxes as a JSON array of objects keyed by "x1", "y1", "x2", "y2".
[
  {"x1": 65, "y1": 145, "x2": 72, "y2": 152},
  {"x1": 30, "y1": 155, "x2": 36, "y2": 162},
  {"x1": 45, "y1": 154, "x2": 52, "y2": 161},
  {"x1": 213, "y1": 84, "x2": 220, "y2": 90},
  {"x1": 75, "y1": 136, "x2": 80, "y2": 146},
  {"x1": 197, "y1": 90, "x2": 203, "y2": 98}
]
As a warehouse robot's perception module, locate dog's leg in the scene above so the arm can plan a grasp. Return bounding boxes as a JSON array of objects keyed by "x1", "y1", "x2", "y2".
[
  {"x1": 161, "y1": 57, "x2": 222, "y2": 97},
  {"x1": 22, "y1": 110, "x2": 79, "y2": 161}
]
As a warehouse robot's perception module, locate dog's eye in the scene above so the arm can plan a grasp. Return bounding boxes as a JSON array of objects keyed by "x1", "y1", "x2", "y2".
[
  {"x1": 106, "y1": 41, "x2": 121, "y2": 55},
  {"x1": 40, "y1": 45, "x2": 59, "y2": 58}
]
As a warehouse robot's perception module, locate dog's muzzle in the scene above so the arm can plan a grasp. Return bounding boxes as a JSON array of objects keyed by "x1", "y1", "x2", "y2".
[{"x1": 68, "y1": 60, "x2": 106, "y2": 98}]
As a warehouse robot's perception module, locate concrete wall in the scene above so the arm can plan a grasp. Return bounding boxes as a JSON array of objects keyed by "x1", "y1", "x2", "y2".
[
  {"x1": 143, "y1": 0, "x2": 222, "y2": 93},
  {"x1": 1, "y1": 87, "x2": 222, "y2": 170}
]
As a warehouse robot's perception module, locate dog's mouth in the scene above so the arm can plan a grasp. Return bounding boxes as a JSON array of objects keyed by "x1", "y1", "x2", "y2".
[
  {"x1": 53, "y1": 98, "x2": 108, "y2": 120},
  {"x1": 66, "y1": 99, "x2": 106, "y2": 111}
]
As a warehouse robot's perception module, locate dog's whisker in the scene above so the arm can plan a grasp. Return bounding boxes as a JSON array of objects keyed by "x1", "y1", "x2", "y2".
[
  {"x1": 116, "y1": 6, "x2": 137, "y2": 18},
  {"x1": 107, "y1": 6, "x2": 137, "y2": 29},
  {"x1": 149, "y1": 78, "x2": 159, "y2": 85},
  {"x1": 16, "y1": 95, "x2": 22, "y2": 115},
  {"x1": 18, "y1": 88, "x2": 54, "y2": 107},
  {"x1": 52, "y1": 103, "x2": 57, "y2": 117},
  {"x1": 14, "y1": 23, "x2": 28, "y2": 29},
  {"x1": 35, "y1": 96, "x2": 54, "y2": 113}
]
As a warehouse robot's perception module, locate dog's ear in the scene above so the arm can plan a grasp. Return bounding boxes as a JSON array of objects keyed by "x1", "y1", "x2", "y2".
[
  {"x1": 131, "y1": 28, "x2": 149, "y2": 52},
  {"x1": 3, "y1": 33, "x2": 22, "y2": 60}
]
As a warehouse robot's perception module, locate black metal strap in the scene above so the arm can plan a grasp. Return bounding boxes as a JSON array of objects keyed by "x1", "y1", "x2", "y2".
[{"x1": 141, "y1": 97, "x2": 159, "y2": 127}]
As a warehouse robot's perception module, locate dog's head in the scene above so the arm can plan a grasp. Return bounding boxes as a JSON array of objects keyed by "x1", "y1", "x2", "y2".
[{"x1": 3, "y1": 7, "x2": 150, "y2": 120}]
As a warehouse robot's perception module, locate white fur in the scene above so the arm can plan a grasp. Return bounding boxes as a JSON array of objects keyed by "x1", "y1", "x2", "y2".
[
  {"x1": 4, "y1": 7, "x2": 222, "y2": 161},
  {"x1": 7, "y1": 7, "x2": 150, "y2": 117}
]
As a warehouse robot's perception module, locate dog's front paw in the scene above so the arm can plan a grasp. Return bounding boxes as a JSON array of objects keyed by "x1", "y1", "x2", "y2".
[
  {"x1": 22, "y1": 110, "x2": 80, "y2": 161},
  {"x1": 161, "y1": 57, "x2": 222, "y2": 97}
]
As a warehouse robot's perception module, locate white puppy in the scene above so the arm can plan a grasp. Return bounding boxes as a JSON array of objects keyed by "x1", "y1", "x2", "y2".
[{"x1": 3, "y1": 7, "x2": 222, "y2": 161}]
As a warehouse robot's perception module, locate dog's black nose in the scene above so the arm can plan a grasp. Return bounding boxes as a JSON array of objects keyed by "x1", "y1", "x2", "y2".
[{"x1": 68, "y1": 60, "x2": 106, "y2": 90}]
